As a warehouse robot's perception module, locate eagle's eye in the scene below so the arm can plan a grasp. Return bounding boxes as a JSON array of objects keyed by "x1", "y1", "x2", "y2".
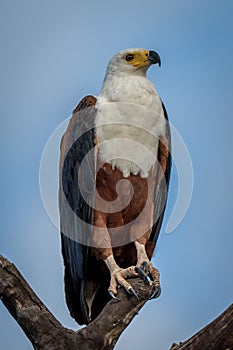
[{"x1": 125, "y1": 54, "x2": 134, "y2": 62}]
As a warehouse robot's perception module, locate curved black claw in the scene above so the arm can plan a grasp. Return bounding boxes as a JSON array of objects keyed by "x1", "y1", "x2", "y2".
[
  {"x1": 135, "y1": 266, "x2": 152, "y2": 285},
  {"x1": 141, "y1": 261, "x2": 148, "y2": 272},
  {"x1": 129, "y1": 287, "x2": 139, "y2": 301},
  {"x1": 149, "y1": 286, "x2": 161, "y2": 300},
  {"x1": 108, "y1": 290, "x2": 121, "y2": 301}
]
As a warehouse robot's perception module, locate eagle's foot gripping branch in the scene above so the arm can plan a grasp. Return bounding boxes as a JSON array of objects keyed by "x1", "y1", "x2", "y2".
[
  {"x1": 136, "y1": 261, "x2": 161, "y2": 299},
  {"x1": 108, "y1": 266, "x2": 139, "y2": 300},
  {"x1": 105, "y1": 256, "x2": 161, "y2": 301},
  {"x1": 134, "y1": 241, "x2": 161, "y2": 299}
]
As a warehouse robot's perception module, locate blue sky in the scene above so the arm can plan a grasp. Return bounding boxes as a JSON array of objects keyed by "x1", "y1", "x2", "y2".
[{"x1": 1, "y1": 1, "x2": 233, "y2": 349}]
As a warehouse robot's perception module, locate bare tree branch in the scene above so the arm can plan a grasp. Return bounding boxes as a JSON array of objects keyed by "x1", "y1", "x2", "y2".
[
  {"x1": 170, "y1": 304, "x2": 233, "y2": 350},
  {"x1": 0, "y1": 255, "x2": 76, "y2": 349},
  {"x1": 1, "y1": 254, "x2": 233, "y2": 350},
  {"x1": 0, "y1": 255, "x2": 155, "y2": 349}
]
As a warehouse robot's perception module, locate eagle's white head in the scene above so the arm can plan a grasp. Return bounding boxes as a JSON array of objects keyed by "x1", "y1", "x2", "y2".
[
  {"x1": 104, "y1": 48, "x2": 161, "y2": 78},
  {"x1": 99, "y1": 48, "x2": 161, "y2": 104}
]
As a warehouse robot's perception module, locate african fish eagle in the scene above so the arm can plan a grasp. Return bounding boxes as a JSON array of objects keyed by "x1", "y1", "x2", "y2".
[{"x1": 59, "y1": 48, "x2": 171, "y2": 325}]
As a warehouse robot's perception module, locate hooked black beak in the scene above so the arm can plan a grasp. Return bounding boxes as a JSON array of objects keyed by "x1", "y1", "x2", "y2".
[{"x1": 148, "y1": 51, "x2": 161, "y2": 67}]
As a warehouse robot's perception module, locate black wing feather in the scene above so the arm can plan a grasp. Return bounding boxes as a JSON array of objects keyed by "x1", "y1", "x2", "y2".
[
  {"x1": 59, "y1": 96, "x2": 97, "y2": 325},
  {"x1": 149, "y1": 101, "x2": 172, "y2": 245}
]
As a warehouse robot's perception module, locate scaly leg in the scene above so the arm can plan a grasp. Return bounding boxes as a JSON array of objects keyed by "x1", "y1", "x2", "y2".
[{"x1": 93, "y1": 211, "x2": 140, "y2": 300}]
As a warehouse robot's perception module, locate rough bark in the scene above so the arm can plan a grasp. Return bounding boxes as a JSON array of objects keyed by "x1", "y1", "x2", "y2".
[
  {"x1": 0, "y1": 255, "x2": 233, "y2": 350},
  {"x1": 0, "y1": 255, "x2": 155, "y2": 349},
  {"x1": 170, "y1": 304, "x2": 233, "y2": 350}
]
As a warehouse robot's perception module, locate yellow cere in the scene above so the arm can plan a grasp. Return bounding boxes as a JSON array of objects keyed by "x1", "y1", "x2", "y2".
[{"x1": 124, "y1": 50, "x2": 150, "y2": 68}]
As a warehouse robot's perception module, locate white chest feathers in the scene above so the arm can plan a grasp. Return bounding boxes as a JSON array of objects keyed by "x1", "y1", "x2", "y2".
[{"x1": 95, "y1": 76, "x2": 166, "y2": 178}]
